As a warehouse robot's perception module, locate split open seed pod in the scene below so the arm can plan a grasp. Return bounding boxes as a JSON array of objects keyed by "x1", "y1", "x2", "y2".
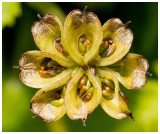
[
  {"x1": 19, "y1": 51, "x2": 73, "y2": 90},
  {"x1": 108, "y1": 53, "x2": 149, "y2": 89},
  {"x1": 62, "y1": 9, "x2": 103, "y2": 65},
  {"x1": 65, "y1": 68, "x2": 102, "y2": 121},
  {"x1": 97, "y1": 68, "x2": 131, "y2": 119},
  {"x1": 98, "y1": 18, "x2": 133, "y2": 66},
  {"x1": 30, "y1": 86, "x2": 66, "y2": 122}
]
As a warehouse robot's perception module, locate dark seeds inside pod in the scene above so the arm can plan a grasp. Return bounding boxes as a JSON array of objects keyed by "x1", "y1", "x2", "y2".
[
  {"x1": 55, "y1": 38, "x2": 64, "y2": 53},
  {"x1": 99, "y1": 39, "x2": 116, "y2": 58},
  {"x1": 39, "y1": 58, "x2": 67, "y2": 78},
  {"x1": 99, "y1": 76, "x2": 114, "y2": 99},
  {"x1": 102, "y1": 85, "x2": 114, "y2": 99},
  {"x1": 55, "y1": 38, "x2": 70, "y2": 58},
  {"x1": 78, "y1": 34, "x2": 92, "y2": 56},
  {"x1": 78, "y1": 75, "x2": 93, "y2": 102}
]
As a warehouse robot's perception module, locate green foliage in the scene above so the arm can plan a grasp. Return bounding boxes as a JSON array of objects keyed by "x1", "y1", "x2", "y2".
[
  {"x1": 27, "y1": 2, "x2": 66, "y2": 23},
  {"x1": 115, "y1": 79, "x2": 158, "y2": 132},
  {"x1": 2, "y1": 2, "x2": 22, "y2": 29},
  {"x1": 2, "y1": 77, "x2": 29, "y2": 131}
]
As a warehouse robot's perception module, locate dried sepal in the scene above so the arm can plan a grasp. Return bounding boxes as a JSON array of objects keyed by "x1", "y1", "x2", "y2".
[
  {"x1": 102, "y1": 18, "x2": 123, "y2": 39},
  {"x1": 30, "y1": 86, "x2": 66, "y2": 122},
  {"x1": 32, "y1": 14, "x2": 76, "y2": 66},
  {"x1": 108, "y1": 53, "x2": 149, "y2": 89},
  {"x1": 62, "y1": 9, "x2": 103, "y2": 65},
  {"x1": 98, "y1": 19, "x2": 133, "y2": 66},
  {"x1": 97, "y1": 68, "x2": 131, "y2": 119},
  {"x1": 19, "y1": 51, "x2": 73, "y2": 89},
  {"x1": 65, "y1": 68, "x2": 101, "y2": 120}
]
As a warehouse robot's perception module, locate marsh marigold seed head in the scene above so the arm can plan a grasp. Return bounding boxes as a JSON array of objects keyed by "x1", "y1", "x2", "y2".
[{"x1": 17, "y1": 9, "x2": 149, "y2": 126}]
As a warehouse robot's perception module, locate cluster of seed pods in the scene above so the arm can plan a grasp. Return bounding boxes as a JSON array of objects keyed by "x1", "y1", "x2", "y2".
[{"x1": 16, "y1": 9, "x2": 149, "y2": 125}]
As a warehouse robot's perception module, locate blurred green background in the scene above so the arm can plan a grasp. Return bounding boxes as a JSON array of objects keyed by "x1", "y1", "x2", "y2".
[{"x1": 2, "y1": 2, "x2": 158, "y2": 132}]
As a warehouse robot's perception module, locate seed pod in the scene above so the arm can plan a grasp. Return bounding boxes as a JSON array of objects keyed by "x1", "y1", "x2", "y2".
[
  {"x1": 79, "y1": 42, "x2": 86, "y2": 54},
  {"x1": 99, "y1": 41, "x2": 109, "y2": 54},
  {"x1": 106, "y1": 43, "x2": 116, "y2": 57},
  {"x1": 99, "y1": 77, "x2": 114, "y2": 89},
  {"x1": 56, "y1": 69, "x2": 63, "y2": 74},
  {"x1": 47, "y1": 60, "x2": 57, "y2": 67},
  {"x1": 85, "y1": 39, "x2": 92, "y2": 52},
  {"x1": 39, "y1": 67, "x2": 56, "y2": 78},
  {"x1": 100, "y1": 49, "x2": 108, "y2": 57},
  {"x1": 78, "y1": 75, "x2": 88, "y2": 89},
  {"x1": 80, "y1": 87, "x2": 93, "y2": 101},
  {"x1": 56, "y1": 43, "x2": 64, "y2": 53},
  {"x1": 99, "y1": 76, "x2": 105, "y2": 83},
  {"x1": 82, "y1": 92, "x2": 92, "y2": 102},
  {"x1": 119, "y1": 91, "x2": 129, "y2": 104},
  {"x1": 86, "y1": 79, "x2": 91, "y2": 89},
  {"x1": 79, "y1": 85, "x2": 87, "y2": 98},
  {"x1": 104, "y1": 79, "x2": 115, "y2": 89},
  {"x1": 50, "y1": 98, "x2": 64, "y2": 107},
  {"x1": 102, "y1": 86, "x2": 114, "y2": 99},
  {"x1": 55, "y1": 38, "x2": 64, "y2": 53},
  {"x1": 87, "y1": 87, "x2": 93, "y2": 94},
  {"x1": 86, "y1": 43, "x2": 92, "y2": 52}
]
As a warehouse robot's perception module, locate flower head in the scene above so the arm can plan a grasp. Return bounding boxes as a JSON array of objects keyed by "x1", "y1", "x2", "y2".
[{"x1": 18, "y1": 9, "x2": 149, "y2": 125}]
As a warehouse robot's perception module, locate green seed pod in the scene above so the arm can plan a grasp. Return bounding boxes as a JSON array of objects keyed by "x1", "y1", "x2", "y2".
[
  {"x1": 100, "y1": 48, "x2": 108, "y2": 57},
  {"x1": 79, "y1": 43, "x2": 86, "y2": 53},
  {"x1": 99, "y1": 76, "x2": 114, "y2": 89},
  {"x1": 50, "y1": 98, "x2": 64, "y2": 107},
  {"x1": 104, "y1": 79, "x2": 115, "y2": 89},
  {"x1": 99, "y1": 76, "x2": 105, "y2": 83},
  {"x1": 86, "y1": 44, "x2": 92, "y2": 52},
  {"x1": 86, "y1": 79, "x2": 91, "y2": 89},
  {"x1": 102, "y1": 86, "x2": 114, "y2": 99},
  {"x1": 56, "y1": 69, "x2": 63, "y2": 74},
  {"x1": 47, "y1": 60, "x2": 58, "y2": 67},
  {"x1": 87, "y1": 87, "x2": 94, "y2": 94}
]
